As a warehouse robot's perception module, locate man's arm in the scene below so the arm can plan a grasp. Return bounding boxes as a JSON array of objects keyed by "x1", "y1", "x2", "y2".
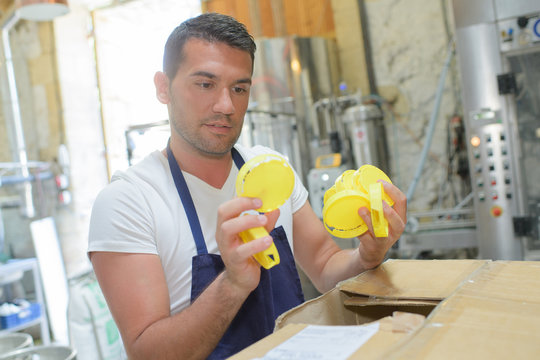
[
  {"x1": 293, "y1": 181, "x2": 407, "y2": 293},
  {"x1": 90, "y1": 197, "x2": 276, "y2": 360},
  {"x1": 91, "y1": 252, "x2": 249, "y2": 359}
]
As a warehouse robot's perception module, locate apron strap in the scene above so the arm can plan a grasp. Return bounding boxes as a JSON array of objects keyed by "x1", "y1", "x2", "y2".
[{"x1": 166, "y1": 140, "x2": 245, "y2": 255}]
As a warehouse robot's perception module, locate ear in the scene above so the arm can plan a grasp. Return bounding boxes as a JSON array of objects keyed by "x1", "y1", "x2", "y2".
[{"x1": 154, "y1": 71, "x2": 170, "y2": 104}]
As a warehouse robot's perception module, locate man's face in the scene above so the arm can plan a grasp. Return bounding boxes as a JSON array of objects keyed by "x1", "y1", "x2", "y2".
[{"x1": 162, "y1": 38, "x2": 253, "y2": 157}]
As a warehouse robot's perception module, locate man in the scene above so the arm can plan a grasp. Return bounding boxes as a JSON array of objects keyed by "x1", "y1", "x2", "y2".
[{"x1": 88, "y1": 12, "x2": 406, "y2": 360}]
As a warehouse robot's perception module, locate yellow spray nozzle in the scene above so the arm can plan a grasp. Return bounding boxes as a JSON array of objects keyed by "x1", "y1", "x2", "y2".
[{"x1": 238, "y1": 226, "x2": 280, "y2": 269}]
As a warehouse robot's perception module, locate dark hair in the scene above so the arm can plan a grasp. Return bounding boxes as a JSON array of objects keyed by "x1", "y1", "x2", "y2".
[{"x1": 163, "y1": 13, "x2": 256, "y2": 79}]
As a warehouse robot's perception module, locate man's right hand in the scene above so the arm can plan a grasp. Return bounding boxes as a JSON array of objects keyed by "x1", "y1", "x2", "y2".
[{"x1": 215, "y1": 197, "x2": 279, "y2": 294}]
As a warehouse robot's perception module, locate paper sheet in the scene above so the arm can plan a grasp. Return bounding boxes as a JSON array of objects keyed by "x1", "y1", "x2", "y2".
[{"x1": 257, "y1": 323, "x2": 380, "y2": 360}]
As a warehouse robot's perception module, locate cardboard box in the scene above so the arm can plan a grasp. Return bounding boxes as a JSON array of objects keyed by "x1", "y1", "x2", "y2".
[{"x1": 230, "y1": 259, "x2": 540, "y2": 359}]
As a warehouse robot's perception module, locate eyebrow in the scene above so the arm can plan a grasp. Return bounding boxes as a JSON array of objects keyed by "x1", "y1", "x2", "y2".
[{"x1": 190, "y1": 71, "x2": 252, "y2": 85}]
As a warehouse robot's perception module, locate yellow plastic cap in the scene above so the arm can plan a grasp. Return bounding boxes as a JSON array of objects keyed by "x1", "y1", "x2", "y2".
[
  {"x1": 322, "y1": 190, "x2": 370, "y2": 238},
  {"x1": 323, "y1": 184, "x2": 337, "y2": 205},
  {"x1": 334, "y1": 169, "x2": 357, "y2": 192},
  {"x1": 355, "y1": 164, "x2": 394, "y2": 206},
  {"x1": 236, "y1": 154, "x2": 295, "y2": 213}
]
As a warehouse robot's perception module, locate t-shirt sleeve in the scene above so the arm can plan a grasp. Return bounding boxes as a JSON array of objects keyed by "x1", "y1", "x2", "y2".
[
  {"x1": 88, "y1": 179, "x2": 158, "y2": 255},
  {"x1": 290, "y1": 165, "x2": 309, "y2": 214}
]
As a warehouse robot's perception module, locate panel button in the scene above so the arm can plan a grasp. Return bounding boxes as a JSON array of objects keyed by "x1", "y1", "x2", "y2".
[
  {"x1": 489, "y1": 163, "x2": 495, "y2": 171},
  {"x1": 490, "y1": 206, "x2": 503, "y2": 217},
  {"x1": 487, "y1": 148, "x2": 493, "y2": 156}
]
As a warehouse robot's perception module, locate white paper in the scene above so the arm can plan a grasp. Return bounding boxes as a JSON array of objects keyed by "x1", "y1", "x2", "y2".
[{"x1": 258, "y1": 323, "x2": 380, "y2": 360}]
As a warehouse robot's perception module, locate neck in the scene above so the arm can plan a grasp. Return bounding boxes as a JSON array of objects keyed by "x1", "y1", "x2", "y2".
[{"x1": 165, "y1": 142, "x2": 233, "y2": 189}]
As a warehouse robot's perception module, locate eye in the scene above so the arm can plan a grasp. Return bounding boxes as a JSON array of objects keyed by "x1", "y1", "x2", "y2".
[
  {"x1": 232, "y1": 86, "x2": 249, "y2": 94},
  {"x1": 198, "y1": 82, "x2": 213, "y2": 89}
]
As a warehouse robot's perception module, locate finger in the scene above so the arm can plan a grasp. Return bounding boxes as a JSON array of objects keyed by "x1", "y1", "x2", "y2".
[
  {"x1": 357, "y1": 206, "x2": 375, "y2": 237},
  {"x1": 383, "y1": 201, "x2": 405, "y2": 242},
  {"x1": 235, "y1": 236, "x2": 274, "y2": 261},
  {"x1": 263, "y1": 209, "x2": 280, "y2": 232},
  {"x1": 220, "y1": 212, "x2": 268, "y2": 241},
  {"x1": 379, "y1": 181, "x2": 407, "y2": 223},
  {"x1": 217, "y1": 197, "x2": 262, "y2": 225}
]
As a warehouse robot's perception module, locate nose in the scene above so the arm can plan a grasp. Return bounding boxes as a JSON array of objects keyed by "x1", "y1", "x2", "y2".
[{"x1": 213, "y1": 88, "x2": 234, "y2": 115}]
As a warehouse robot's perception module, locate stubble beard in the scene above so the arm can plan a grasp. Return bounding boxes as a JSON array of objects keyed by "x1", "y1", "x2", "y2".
[{"x1": 171, "y1": 115, "x2": 241, "y2": 157}]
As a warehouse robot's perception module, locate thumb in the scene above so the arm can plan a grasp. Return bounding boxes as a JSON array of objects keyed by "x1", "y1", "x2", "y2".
[{"x1": 263, "y1": 209, "x2": 280, "y2": 232}]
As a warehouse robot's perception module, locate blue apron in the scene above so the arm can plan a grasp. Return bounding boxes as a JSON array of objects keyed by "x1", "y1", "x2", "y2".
[{"x1": 166, "y1": 143, "x2": 304, "y2": 359}]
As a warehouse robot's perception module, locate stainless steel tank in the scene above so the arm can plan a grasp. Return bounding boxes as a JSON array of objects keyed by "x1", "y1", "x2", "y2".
[
  {"x1": 343, "y1": 103, "x2": 390, "y2": 172},
  {"x1": 244, "y1": 36, "x2": 341, "y2": 181}
]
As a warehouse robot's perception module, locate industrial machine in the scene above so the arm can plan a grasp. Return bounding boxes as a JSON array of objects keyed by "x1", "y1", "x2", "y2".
[
  {"x1": 246, "y1": 36, "x2": 394, "y2": 220},
  {"x1": 451, "y1": 0, "x2": 540, "y2": 260}
]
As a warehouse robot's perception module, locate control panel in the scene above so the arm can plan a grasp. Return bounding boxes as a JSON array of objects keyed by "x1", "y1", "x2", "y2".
[
  {"x1": 307, "y1": 166, "x2": 346, "y2": 219},
  {"x1": 498, "y1": 13, "x2": 540, "y2": 52},
  {"x1": 468, "y1": 109, "x2": 515, "y2": 220}
]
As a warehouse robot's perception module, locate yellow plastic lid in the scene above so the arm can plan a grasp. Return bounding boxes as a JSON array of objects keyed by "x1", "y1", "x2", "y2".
[
  {"x1": 354, "y1": 164, "x2": 394, "y2": 206},
  {"x1": 369, "y1": 182, "x2": 389, "y2": 237},
  {"x1": 323, "y1": 184, "x2": 337, "y2": 205},
  {"x1": 334, "y1": 169, "x2": 356, "y2": 192},
  {"x1": 236, "y1": 154, "x2": 295, "y2": 213},
  {"x1": 322, "y1": 190, "x2": 370, "y2": 238}
]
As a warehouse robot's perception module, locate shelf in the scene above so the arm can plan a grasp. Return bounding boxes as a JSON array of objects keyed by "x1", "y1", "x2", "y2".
[{"x1": 0, "y1": 258, "x2": 50, "y2": 344}]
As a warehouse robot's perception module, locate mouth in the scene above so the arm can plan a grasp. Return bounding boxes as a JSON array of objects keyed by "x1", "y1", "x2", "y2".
[
  {"x1": 208, "y1": 123, "x2": 231, "y2": 128},
  {"x1": 205, "y1": 122, "x2": 233, "y2": 134}
]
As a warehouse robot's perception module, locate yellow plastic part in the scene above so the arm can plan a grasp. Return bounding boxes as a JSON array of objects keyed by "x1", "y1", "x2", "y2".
[
  {"x1": 335, "y1": 169, "x2": 356, "y2": 191},
  {"x1": 236, "y1": 154, "x2": 295, "y2": 213},
  {"x1": 355, "y1": 164, "x2": 394, "y2": 206},
  {"x1": 369, "y1": 182, "x2": 389, "y2": 237},
  {"x1": 321, "y1": 164, "x2": 394, "y2": 239},
  {"x1": 238, "y1": 226, "x2": 280, "y2": 270},
  {"x1": 323, "y1": 184, "x2": 337, "y2": 205},
  {"x1": 236, "y1": 153, "x2": 294, "y2": 268},
  {"x1": 322, "y1": 190, "x2": 370, "y2": 238}
]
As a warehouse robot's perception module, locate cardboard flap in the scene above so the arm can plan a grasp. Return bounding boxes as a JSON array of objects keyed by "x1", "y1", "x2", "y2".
[
  {"x1": 338, "y1": 259, "x2": 487, "y2": 300},
  {"x1": 344, "y1": 296, "x2": 440, "y2": 307}
]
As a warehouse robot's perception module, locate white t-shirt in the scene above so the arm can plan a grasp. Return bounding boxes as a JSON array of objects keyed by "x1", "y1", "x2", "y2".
[{"x1": 88, "y1": 144, "x2": 308, "y2": 315}]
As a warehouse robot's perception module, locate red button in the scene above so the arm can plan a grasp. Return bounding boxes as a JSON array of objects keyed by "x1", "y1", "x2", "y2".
[{"x1": 491, "y1": 206, "x2": 503, "y2": 217}]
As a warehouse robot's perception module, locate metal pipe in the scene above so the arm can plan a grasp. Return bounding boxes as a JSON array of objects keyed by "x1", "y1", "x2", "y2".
[
  {"x1": 406, "y1": 39, "x2": 455, "y2": 202},
  {"x1": 358, "y1": 0, "x2": 378, "y2": 95},
  {"x1": 1, "y1": 11, "x2": 35, "y2": 218}
]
